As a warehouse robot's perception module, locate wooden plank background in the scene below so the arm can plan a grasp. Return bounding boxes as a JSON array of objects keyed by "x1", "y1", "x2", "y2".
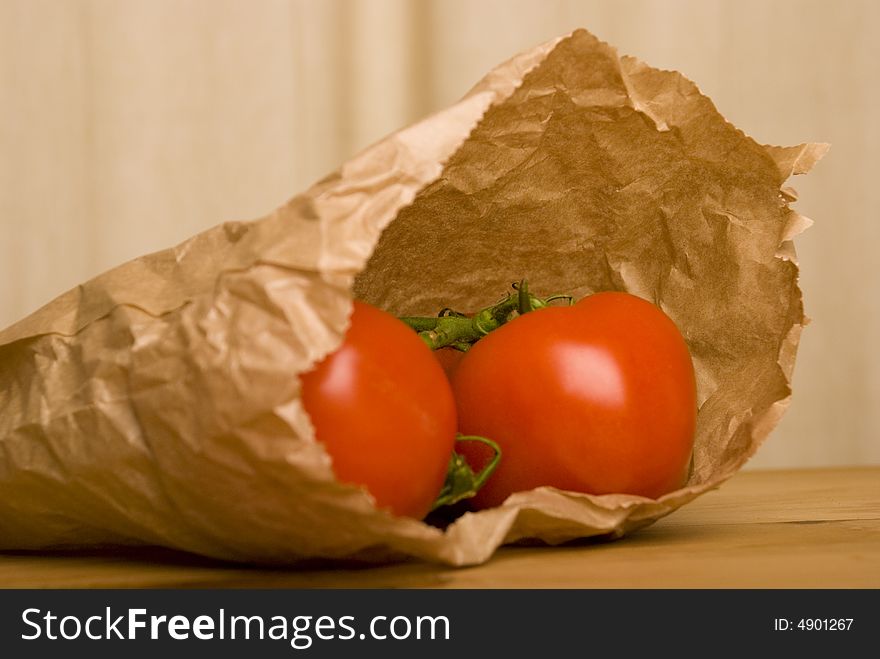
[{"x1": 1, "y1": 0, "x2": 878, "y2": 469}]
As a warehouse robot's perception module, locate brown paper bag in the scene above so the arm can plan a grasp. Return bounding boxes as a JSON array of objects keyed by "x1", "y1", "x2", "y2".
[{"x1": 0, "y1": 29, "x2": 827, "y2": 565}]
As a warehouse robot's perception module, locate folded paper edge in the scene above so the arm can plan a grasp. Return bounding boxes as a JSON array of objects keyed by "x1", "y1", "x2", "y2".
[{"x1": 765, "y1": 142, "x2": 831, "y2": 181}]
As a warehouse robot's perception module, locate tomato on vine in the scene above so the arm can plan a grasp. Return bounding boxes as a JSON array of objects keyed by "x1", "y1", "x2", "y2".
[
  {"x1": 450, "y1": 291, "x2": 697, "y2": 508},
  {"x1": 300, "y1": 301, "x2": 457, "y2": 519}
]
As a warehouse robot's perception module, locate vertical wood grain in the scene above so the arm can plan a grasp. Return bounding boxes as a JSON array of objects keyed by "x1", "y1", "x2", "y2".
[{"x1": 0, "y1": 0, "x2": 876, "y2": 468}]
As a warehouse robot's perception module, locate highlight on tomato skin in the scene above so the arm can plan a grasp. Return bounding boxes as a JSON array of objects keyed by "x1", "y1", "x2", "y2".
[
  {"x1": 451, "y1": 291, "x2": 697, "y2": 509},
  {"x1": 299, "y1": 301, "x2": 457, "y2": 520}
]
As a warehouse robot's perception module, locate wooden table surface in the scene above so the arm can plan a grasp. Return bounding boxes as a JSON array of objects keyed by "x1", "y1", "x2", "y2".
[{"x1": 1, "y1": 467, "x2": 877, "y2": 588}]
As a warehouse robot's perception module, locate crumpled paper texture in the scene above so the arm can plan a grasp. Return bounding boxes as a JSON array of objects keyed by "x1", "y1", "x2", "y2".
[{"x1": 0, "y1": 29, "x2": 826, "y2": 565}]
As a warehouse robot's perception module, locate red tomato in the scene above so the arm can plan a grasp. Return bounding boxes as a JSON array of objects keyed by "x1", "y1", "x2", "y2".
[
  {"x1": 433, "y1": 347, "x2": 468, "y2": 381},
  {"x1": 300, "y1": 301, "x2": 457, "y2": 519},
  {"x1": 452, "y1": 292, "x2": 696, "y2": 508}
]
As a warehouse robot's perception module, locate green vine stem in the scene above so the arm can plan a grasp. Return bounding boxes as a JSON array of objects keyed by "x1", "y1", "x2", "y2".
[
  {"x1": 400, "y1": 279, "x2": 573, "y2": 351},
  {"x1": 431, "y1": 435, "x2": 502, "y2": 511}
]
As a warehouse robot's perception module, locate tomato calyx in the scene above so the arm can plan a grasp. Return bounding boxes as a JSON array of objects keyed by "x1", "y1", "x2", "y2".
[{"x1": 400, "y1": 279, "x2": 573, "y2": 351}]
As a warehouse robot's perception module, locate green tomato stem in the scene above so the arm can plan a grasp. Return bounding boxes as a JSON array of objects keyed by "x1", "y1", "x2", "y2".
[
  {"x1": 430, "y1": 434, "x2": 502, "y2": 511},
  {"x1": 399, "y1": 279, "x2": 574, "y2": 351},
  {"x1": 397, "y1": 316, "x2": 440, "y2": 332},
  {"x1": 458, "y1": 435, "x2": 502, "y2": 492}
]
